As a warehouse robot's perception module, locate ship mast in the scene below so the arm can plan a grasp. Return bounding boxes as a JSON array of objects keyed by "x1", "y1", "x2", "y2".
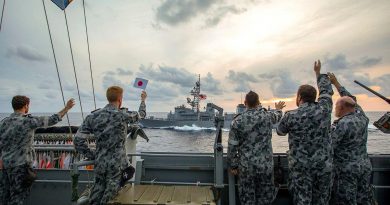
[{"x1": 189, "y1": 74, "x2": 201, "y2": 113}]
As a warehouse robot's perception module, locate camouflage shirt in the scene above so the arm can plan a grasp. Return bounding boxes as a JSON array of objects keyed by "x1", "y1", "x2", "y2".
[
  {"x1": 74, "y1": 102, "x2": 146, "y2": 173},
  {"x1": 0, "y1": 113, "x2": 62, "y2": 168},
  {"x1": 331, "y1": 86, "x2": 370, "y2": 171},
  {"x1": 277, "y1": 74, "x2": 334, "y2": 170},
  {"x1": 227, "y1": 107, "x2": 282, "y2": 169}
]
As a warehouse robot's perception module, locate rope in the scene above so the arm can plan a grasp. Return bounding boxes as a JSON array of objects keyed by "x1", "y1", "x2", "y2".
[
  {"x1": 63, "y1": 10, "x2": 85, "y2": 120},
  {"x1": 65, "y1": 4, "x2": 93, "y2": 189},
  {"x1": 0, "y1": 0, "x2": 6, "y2": 32},
  {"x1": 41, "y1": 0, "x2": 72, "y2": 135},
  {"x1": 82, "y1": 0, "x2": 97, "y2": 110}
]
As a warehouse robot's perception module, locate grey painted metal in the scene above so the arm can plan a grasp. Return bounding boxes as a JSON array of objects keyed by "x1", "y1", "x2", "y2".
[
  {"x1": 373, "y1": 185, "x2": 390, "y2": 189},
  {"x1": 35, "y1": 179, "x2": 93, "y2": 184},
  {"x1": 128, "y1": 153, "x2": 214, "y2": 157},
  {"x1": 34, "y1": 146, "x2": 75, "y2": 151},
  {"x1": 139, "y1": 78, "x2": 244, "y2": 129},
  {"x1": 134, "y1": 159, "x2": 143, "y2": 185},
  {"x1": 73, "y1": 160, "x2": 95, "y2": 167},
  {"x1": 21, "y1": 153, "x2": 390, "y2": 205},
  {"x1": 228, "y1": 173, "x2": 237, "y2": 205}
]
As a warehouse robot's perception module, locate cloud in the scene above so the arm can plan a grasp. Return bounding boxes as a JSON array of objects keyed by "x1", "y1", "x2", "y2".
[
  {"x1": 116, "y1": 68, "x2": 133, "y2": 76},
  {"x1": 137, "y1": 65, "x2": 223, "y2": 97},
  {"x1": 324, "y1": 54, "x2": 349, "y2": 70},
  {"x1": 324, "y1": 53, "x2": 382, "y2": 70},
  {"x1": 201, "y1": 72, "x2": 223, "y2": 95},
  {"x1": 359, "y1": 56, "x2": 383, "y2": 68},
  {"x1": 155, "y1": 0, "x2": 217, "y2": 26},
  {"x1": 45, "y1": 92, "x2": 57, "y2": 99},
  {"x1": 137, "y1": 64, "x2": 197, "y2": 87},
  {"x1": 102, "y1": 74, "x2": 126, "y2": 89},
  {"x1": 38, "y1": 81, "x2": 53, "y2": 90},
  {"x1": 259, "y1": 70, "x2": 300, "y2": 98},
  {"x1": 104, "y1": 68, "x2": 133, "y2": 76},
  {"x1": 6, "y1": 45, "x2": 48, "y2": 62},
  {"x1": 154, "y1": 0, "x2": 248, "y2": 28},
  {"x1": 143, "y1": 83, "x2": 180, "y2": 100},
  {"x1": 374, "y1": 74, "x2": 390, "y2": 96},
  {"x1": 330, "y1": 72, "x2": 390, "y2": 97},
  {"x1": 101, "y1": 67, "x2": 134, "y2": 90},
  {"x1": 205, "y1": 5, "x2": 247, "y2": 27},
  {"x1": 226, "y1": 70, "x2": 258, "y2": 92},
  {"x1": 101, "y1": 67, "x2": 180, "y2": 102},
  {"x1": 100, "y1": 64, "x2": 224, "y2": 104}
]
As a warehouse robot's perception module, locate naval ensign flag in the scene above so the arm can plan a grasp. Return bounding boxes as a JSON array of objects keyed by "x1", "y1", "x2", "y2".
[{"x1": 133, "y1": 78, "x2": 148, "y2": 90}]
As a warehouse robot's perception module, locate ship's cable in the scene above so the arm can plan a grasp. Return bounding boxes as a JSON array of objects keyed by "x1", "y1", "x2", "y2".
[
  {"x1": 41, "y1": 0, "x2": 72, "y2": 134},
  {"x1": 64, "y1": 10, "x2": 85, "y2": 120},
  {"x1": 82, "y1": 0, "x2": 97, "y2": 110},
  {"x1": 0, "y1": 0, "x2": 6, "y2": 32}
]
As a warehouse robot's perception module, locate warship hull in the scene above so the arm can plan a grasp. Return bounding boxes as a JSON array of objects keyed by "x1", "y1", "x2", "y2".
[{"x1": 140, "y1": 118, "x2": 232, "y2": 128}]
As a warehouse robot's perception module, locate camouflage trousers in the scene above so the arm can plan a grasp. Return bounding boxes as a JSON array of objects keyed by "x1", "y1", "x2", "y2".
[
  {"x1": 332, "y1": 167, "x2": 375, "y2": 205},
  {"x1": 0, "y1": 165, "x2": 33, "y2": 205},
  {"x1": 288, "y1": 167, "x2": 333, "y2": 205},
  {"x1": 89, "y1": 168, "x2": 122, "y2": 205},
  {"x1": 237, "y1": 166, "x2": 278, "y2": 205}
]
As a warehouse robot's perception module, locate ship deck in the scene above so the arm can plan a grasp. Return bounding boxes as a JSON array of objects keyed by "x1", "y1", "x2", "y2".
[{"x1": 15, "y1": 152, "x2": 390, "y2": 205}]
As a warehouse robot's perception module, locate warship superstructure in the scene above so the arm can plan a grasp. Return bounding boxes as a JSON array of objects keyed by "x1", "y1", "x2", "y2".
[{"x1": 140, "y1": 75, "x2": 243, "y2": 128}]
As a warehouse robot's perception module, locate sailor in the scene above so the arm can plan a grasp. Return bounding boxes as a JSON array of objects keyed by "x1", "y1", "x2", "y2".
[
  {"x1": 328, "y1": 73, "x2": 376, "y2": 204},
  {"x1": 0, "y1": 95, "x2": 75, "y2": 205},
  {"x1": 228, "y1": 91, "x2": 286, "y2": 205},
  {"x1": 276, "y1": 60, "x2": 334, "y2": 205},
  {"x1": 74, "y1": 86, "x2": 146, "y2": 205}
]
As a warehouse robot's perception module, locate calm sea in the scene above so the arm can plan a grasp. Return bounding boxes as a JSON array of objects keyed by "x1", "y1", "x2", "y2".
[{"x1": 1, "y1": 112, "x2": 389, "y2": 154}]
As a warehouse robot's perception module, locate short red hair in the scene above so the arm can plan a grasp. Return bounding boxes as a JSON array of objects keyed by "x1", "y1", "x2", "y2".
[{"x1": 106, "y1": 86, "x2": 123, "y2": 102}]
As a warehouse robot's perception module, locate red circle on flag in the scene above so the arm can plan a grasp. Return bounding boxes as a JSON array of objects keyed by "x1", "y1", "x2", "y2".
[{"x1": 137, "y1": 81, "x2": 143, "y2": 86}]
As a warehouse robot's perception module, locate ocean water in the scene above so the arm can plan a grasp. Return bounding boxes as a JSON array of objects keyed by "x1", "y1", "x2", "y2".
[{"x1": 0, "y1": 112, "x2": 389, "y2": 154}]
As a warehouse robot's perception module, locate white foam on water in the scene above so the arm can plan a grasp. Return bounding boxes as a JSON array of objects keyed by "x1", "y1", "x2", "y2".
[
  {"x1": 368, "y1": 124, "x2": 378, "y2": 130},
  {"x1": 152, "y1": 124, "x2": 230, "y2": 132}
]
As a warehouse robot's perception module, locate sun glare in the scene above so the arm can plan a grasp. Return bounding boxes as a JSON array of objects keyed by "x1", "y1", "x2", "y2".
[{"x1": 223, "y1": 3, "x2": 302, "y2": 57}]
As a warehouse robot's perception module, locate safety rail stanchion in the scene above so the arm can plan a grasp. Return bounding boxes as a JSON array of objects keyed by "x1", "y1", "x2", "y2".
[{"x1": 71, "y1": 160, "x2": 94, "y2": 203}]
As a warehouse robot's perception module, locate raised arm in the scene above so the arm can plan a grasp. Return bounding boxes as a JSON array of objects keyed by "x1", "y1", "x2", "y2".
[
  {"x1": 276, "y1": 112, "x2": 290, "y2": 136},
  {"x1": 328, "y1": 72, "x2": 365, "y2": 115},
  {"x1": 125, "y1": 91, "x2": 147, "y2": 123},
  {"x1": 138, "y1": 91, "x2": 147, "y2": 119},
  {"x1": 27, "y1": 98, "x2": 75, "y2": 129},
  {"x1": 315, "y1": 60, "x2": 334, "y2": 114},
  {"x1": 269, "y1": 101, "x2": 286, "y2": 124},
  {"x1": 74, "y1": 116, "x2": 95, "y2": 160}
]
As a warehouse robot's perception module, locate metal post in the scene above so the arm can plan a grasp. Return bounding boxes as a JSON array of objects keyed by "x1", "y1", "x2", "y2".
[
  {"x1": 228, "y1": 173, "x2": 236, "y2": 205},
  {"x1": 209, "y1": 103, "x2": 225, "y2": 205}
]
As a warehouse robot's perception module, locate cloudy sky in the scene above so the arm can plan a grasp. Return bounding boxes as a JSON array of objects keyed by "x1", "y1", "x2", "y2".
[{"x1": 0, "y1": 0, "x2": 389, "y2": 113}]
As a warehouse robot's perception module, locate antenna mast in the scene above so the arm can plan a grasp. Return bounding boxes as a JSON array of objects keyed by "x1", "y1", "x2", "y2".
[{"x1": 188, "y1": 74, "x2": 201, "y2": 113}]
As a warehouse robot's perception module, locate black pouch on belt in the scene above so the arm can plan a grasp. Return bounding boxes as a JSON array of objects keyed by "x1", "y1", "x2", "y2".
[
  {"x1": 119, "y1": 165, "x2": 135, "y2": 187},
  {"x1": 22, "y1": 165, "x2": 37, "y2": 188}
]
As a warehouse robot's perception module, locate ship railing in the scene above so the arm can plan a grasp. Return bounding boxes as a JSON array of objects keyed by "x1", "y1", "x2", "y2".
[{"x1": 32, "y1": 152, "x2": 390, "y2": 190}]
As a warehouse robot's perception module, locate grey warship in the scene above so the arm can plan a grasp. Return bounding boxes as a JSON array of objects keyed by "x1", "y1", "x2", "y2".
[{"x1": 140, "y1": 75, "x2": 245, "y2": 128}]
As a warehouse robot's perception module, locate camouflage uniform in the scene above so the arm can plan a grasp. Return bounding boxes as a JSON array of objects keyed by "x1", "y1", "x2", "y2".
[
  {"x1": 74, "y1": 102, "x2": 146, "y2": 205},
  {"x1": 227, "y1": 107, "x2": 282, "y2": 205},
  {"x1": 276, "y1": 74, "x2": 334, "y2": 205},
  {"x1": 0, "y1": 113, "x2": 62, "y2": 205},
  {"x1": 331, "y1": 86, "x2": 375, "y2": 205}
]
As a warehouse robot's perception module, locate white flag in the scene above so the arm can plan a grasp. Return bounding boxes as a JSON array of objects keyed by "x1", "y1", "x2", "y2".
[{"x1": 133, "y1": 78, "x2": 148, "y2": 90}]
